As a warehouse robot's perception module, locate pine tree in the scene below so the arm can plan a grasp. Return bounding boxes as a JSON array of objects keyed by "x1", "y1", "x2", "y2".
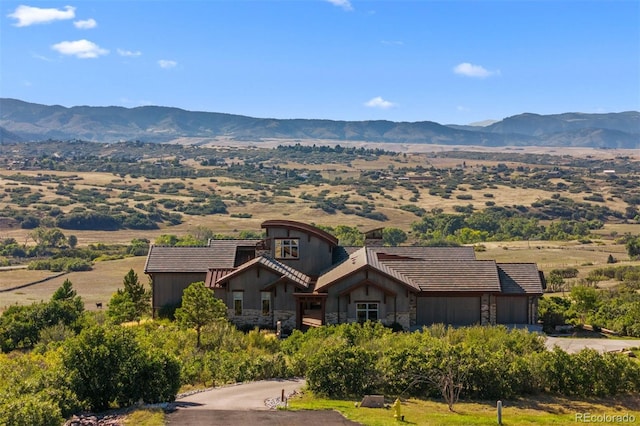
[
  {"x1": 108, "y1": 269, "x2": 150, "y2": 323},
  {"x1": 175, "y1": 281, "x2": 227, "y2": 348}
]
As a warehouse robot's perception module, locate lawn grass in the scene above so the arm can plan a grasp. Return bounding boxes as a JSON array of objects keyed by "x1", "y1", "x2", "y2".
[
  {"x1": 288, "y1": 392, "x2": 640, "y2": 426},
  {"x1": 123, "y1": 408, "x2": 164, "y2": 426}
]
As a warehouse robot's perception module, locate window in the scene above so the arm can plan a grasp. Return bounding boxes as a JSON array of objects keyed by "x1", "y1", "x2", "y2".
[
  {"x1": 233, "y1": 291, "x2": 243, "y2": 316},
  {"x1": 274, "y1": 238, "x2": 299, "y2": 259},
  {"x1": 261, "y1": 292, "x2": 271, "y2": 315},
  {"x1": 356, "y1": 302, "x2": 379, "y2": 323}
]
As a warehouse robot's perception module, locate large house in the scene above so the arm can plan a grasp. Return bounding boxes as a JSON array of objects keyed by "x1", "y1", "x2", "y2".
[{"x1": 145, "y1": 220, "x2": 545, "y2": 331}]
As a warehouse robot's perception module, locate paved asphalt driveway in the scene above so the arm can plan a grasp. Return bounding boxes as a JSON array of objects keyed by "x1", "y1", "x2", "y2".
[
  {"x1": 165, "y1": 378, "x2": 361, "y2": 426},
  {"x1": 545, "y1": 336, "x2": 640, "y2": 354},
  {"x1": 172, "y1": 378, "x2": 305, "y2": 411}
]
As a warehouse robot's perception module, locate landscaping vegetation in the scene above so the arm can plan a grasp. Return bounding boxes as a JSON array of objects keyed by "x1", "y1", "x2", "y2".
[
  {"x1": 0, "y1": 141, "x2": 639, "y2": 424},
  {"x1": 1, "y1": 274, "x2": 639, "y2": 425}
]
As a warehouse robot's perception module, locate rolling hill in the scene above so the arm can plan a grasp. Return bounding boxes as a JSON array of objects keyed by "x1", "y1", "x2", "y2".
[{"x1": 1, "y1": 98, "x2": 638, "y2": 148}]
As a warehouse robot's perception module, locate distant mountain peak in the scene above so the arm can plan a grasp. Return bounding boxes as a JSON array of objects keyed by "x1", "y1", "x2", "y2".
[{"x1": 0, "y1": 98, "x2": 638, "y2": 149}]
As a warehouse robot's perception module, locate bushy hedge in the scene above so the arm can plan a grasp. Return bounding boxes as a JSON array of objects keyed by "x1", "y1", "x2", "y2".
[
  {"x1": 283, "y1": 322, "x2": 640, "y2": 400},
  {"x1": 28, "y1": 257, "x2": 92, "y2": 272}
]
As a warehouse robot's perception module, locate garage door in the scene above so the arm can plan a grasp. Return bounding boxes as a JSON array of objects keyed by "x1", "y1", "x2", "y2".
[
  {"x1": 417, "y1": 296, "x2": 481, "y2": 326},
  {"x1": 496, "y1": 296, "x2": 528, "y2": 324}
]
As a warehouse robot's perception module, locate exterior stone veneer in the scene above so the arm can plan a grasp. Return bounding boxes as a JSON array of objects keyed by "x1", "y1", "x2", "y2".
[
  {"x1": 490, "y1": 295, "x2": 497, "y2": 325},
  {"x1": 325, "y1": 312, "x2": 339, "y2": 325},
  {"x1": 386, "y1": 312, "x2": 410, "y2": 330},
  {"x1": 274, "y1": 310, "x2": 297, "y2": 331},
  {"x1": 409, "y1": 294, "x2": 417, "y2": 327},
  {"x1": 228, "y1": 309, "x2": 296, "y2": 330},
  {"x1": 324, "y1": 311, "x2": 349, "y2": 325},
  {"x1": 481, "y1": 294, "x2": 490, "y2": 326},
  {"x1": 481, "y1": 294, "x2": 498, "y2": 326}
]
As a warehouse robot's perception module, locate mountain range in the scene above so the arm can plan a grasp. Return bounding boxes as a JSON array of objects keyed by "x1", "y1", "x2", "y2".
[{"x1": 1, "y1": 98, "x2": 638, "y2": 148}]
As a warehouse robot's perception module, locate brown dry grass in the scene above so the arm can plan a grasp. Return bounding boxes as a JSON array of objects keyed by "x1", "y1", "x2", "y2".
[
  {"x1": 475, "y1": 238, "x2": 640, "y2": 290},
  {"x1": 0, "y1": 256, "x2": 146, "y2": 313}
]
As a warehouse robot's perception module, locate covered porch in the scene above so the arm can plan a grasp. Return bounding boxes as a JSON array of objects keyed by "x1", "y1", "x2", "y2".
[{"x1": 294, "y1": 294, "x2": 327, "y2": 329}]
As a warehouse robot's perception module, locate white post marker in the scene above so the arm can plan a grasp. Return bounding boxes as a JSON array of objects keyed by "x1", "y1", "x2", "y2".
[{"x1": 497, "y1": 400, "x2": 503, "y2": 425}]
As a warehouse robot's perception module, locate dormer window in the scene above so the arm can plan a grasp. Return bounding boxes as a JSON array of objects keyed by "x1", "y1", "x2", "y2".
[{"x1": 275, "y1": 238, "x2": 299, "y2": 259}]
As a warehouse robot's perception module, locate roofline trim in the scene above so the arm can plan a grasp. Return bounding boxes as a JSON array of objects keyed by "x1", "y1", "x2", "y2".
[{"x1": 261, "y1": 220, "x2": 339, "y2": 246}]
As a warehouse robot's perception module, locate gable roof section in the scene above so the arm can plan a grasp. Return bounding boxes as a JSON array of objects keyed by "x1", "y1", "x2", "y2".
[
  {"x1": 497, "y1": 263, "x2": 544, "y2": 294},
  {"x1": 381, "y1": 259, "x2": 502, "y2": 292},
  {"x1": 315, "y1": 247, "x2": 420, "y2": 292},
  {"x1": 261, "y1": 220, "x2": 339, "y2": 247},
  {"x1": 205, "y1": 268, "x2": 236, "y2": 287},
  {"x1": 213, "y1": 255, "x2": 312, "y2": 289},
  {"x1": 144, "y1": 239, "x2": 259, "y2": 273}
]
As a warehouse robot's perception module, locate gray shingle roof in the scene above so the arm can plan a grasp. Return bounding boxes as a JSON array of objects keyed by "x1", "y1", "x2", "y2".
[
  {"x1": 316, "y1": 247, "x2": 421, "y2": 292},
  {"x1": 381, "y1": 259, "x2": 502, "y2": 292},
  {"x1": 497, "y1": 263, "x2": 544, "y2": 294},
  {"x1": 144, "y1": 240, "x2": 259, "y2": 273},
  {"x1": 367, "y1": 246, "x2": 476, "y2": 261}
]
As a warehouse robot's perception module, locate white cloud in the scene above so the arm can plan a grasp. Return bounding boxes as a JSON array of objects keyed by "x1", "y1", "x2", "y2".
[
  {"x1": 453, "y1": 62, "x2": 499, "y2": 78},
  {"x1": 51, "y1": 40, "x2": 109, "y2": 59},
  {"x1": 381, "y1": 40, "x2": 404, "y2": 46},
  {"x1": 158, "y1": 59, "x2": 177, "y2": 69},
  {"x1": 31, "y1": 52, "x2": 53, "y2": 61},
  {"x1": 8, "y1": 5, "x2": 75, "y2": 27},
  {"x1": 326, "y1": 0, "x2": 353, "y2": 11},
  {"x1": 74, "y1": 18, "x2": 97, "y2": 29},
  {"x1": 118, "y1": 48, "x2": 142, "y2": 57},
  {"x1": 364, "y1": 96, "x2": 397, "y2": 109}
]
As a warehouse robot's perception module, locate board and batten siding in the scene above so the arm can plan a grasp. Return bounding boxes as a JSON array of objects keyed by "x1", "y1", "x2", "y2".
[
  {"x1": 151, "y1": 272, "x2": 207, "y2": 313},
  {"x1": 495, "y1": 296, "x2": 529, "y2": 324},
  {"x1": 266, "y1": 227, "x2": 334, "y2": 276},
  {"x1": 416, "y1": 296, "x2": 482, "y2": 326}
]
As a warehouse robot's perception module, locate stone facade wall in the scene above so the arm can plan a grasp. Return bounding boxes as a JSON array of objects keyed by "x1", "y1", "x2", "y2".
[
  {"x1": 490, "y1": 295, "x2": 497, "y2": 325},
  {"x1": 274, "y1": 309, "x2": 297, "y2": 331},
  {"x1": 409, "y1": 293, "x2": 417, "y2": 326},
  {"x1": 481, "y1": 294, "x2": 490, "y2": 325},
  {"x1": 386, "y1": 312, "x2": 410, "y2": 330},
  {"x1": 228, "y1": 309, "x2": 296, "y2": 330},
  {"x1": 325, "y1": 312, "x2": 339, "y2": 325}
]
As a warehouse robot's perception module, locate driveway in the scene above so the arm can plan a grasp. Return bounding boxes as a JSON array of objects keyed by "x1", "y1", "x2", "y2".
[
  {"x1": 545, "y1": 336, "x2": 640, "y2": 354},
  {"x1": 172, "y1": 378, "x2": 305, "y2": 411},
  {"x1": 165, "y1": 379, "x2": 361, "y2": 425}
]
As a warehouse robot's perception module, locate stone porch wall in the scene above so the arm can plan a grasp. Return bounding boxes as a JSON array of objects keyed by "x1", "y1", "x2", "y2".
[{"x1": 228, "y1": 309, "x2": 296, "y2": 330}]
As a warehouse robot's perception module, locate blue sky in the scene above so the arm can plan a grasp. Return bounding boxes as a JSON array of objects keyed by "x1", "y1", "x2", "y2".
[{"x1": 2, "y1": 1, "x2": 639, "y2": 124}]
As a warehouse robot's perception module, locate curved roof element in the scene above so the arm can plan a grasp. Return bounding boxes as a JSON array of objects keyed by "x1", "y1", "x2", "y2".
[{"x1": 261, "y1": 220, "x2": 339, "y2": 247}]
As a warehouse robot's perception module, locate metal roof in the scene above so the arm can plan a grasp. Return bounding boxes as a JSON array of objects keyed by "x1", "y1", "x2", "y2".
[{"x1": 214, "y1": 255, "x2": 312, "y2": 289}]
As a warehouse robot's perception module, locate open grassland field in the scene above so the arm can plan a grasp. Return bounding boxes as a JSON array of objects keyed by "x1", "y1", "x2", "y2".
[
  {"x1": 0, "y1": 256, "x2": 146, "y2": 313},
  {"x1": 289, "y1": 392, "x2": 640, "y2": 426},
  {"x1": 1, "y1": 142, "x2": 639, "y2": 242}
]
